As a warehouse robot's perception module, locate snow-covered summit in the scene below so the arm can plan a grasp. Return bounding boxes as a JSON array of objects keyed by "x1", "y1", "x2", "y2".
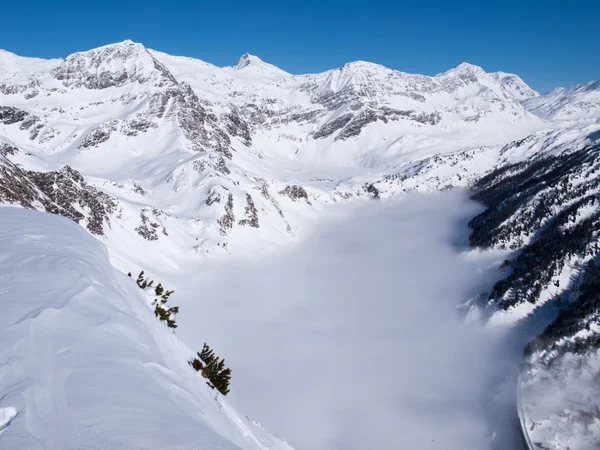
[
  {"x1": 229, "y1": 52, "x2": 290, "y2": 79},
  {"x1": 51, "y1": 39, "x2": 176, "y2": 89},
  {"x1": 441, "y1": 61, "x2": 487, "y2": 78},
  {"x1": 232, "y1": 53, "x2": 262, "y2": 70}
]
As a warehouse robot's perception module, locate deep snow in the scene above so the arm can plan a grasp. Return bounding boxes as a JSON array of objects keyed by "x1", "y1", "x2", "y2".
[
  {"x1": 0, "y1": 207, "x2": 292, "y2": 450},
  {"x1": 171, "y1": 191, "x2": 525, "y2": 450}
]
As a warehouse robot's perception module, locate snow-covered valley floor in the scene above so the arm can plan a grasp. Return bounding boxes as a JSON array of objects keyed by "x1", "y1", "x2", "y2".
[{"x1": 156, "y1": 190, "x2": 528, "y2": 450}]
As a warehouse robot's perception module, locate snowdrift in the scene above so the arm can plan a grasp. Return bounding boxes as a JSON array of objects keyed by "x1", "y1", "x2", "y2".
[{"x1": 0, "y1": 207, "x2": 292, "y2": 450}]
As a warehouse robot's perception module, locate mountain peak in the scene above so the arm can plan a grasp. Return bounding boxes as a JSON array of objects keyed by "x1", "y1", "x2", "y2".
[
  {"x1": 232, "y1": 53, "x2": 262, "y2": 70},
  {"x1": 51, "y1": 40, "x2": 176, "y2": 89},
  {"x1": 230, "y1": 53, "x2": 290, "y2": 79},
  {"x1": 444, "y1": 62, "x2": 486, "y2": 76}
]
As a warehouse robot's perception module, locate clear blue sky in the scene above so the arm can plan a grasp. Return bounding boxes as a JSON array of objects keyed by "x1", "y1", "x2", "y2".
[{"x1": 1, "y1": 0, "x2": 598, "y2": 93}]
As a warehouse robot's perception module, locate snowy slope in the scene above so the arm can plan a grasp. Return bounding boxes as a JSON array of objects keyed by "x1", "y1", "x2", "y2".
[
  {"x1": 524, "y1": 80, "x2": 600, "y2": 122},
  {"x1": 518, "y1": 260, "x2": 600, "y2": 450},
  {"x1": 466, "y1": 144, "x2": 600, "y2": 449},
  {"x1": 0, "y1": 207, "x2": 292, "y2": 450}
]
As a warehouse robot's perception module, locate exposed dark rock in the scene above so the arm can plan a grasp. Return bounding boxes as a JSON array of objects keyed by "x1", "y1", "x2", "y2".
[
  {"x1": 0, "y1": 106, "x2": 29, "y2": 124},
  {"x1": 279, "y1": 185, "x2": 311, "y2": 204},
  {"x1": 135, "y1": 208, "x2": 160, "y2": 241},
  {"x1": 132, "y1": 183, "x2": 146, "y2": 196},
  {"x1": 363, "y1": 183, "x2": 380, "y2": 199},
  {"x1": 0, "y1": 80, "x2": 41, "y2": 97},
  {"x1": 80, "y1": 121, "x2": 118, "y2": 148},
  {"x1": 336, "y1": 110, "x2": 379, "y2": 140},
  {"x1": 211, "y1": 155, "x2": 230, "y2": 175},
  {"x1": 174, "y1": 83, "x2": 233, "y2": 157},
  {"x1": 238, "y1": 193, "x2": 259, "y2": 228},
  {"x1": 0, "y1": 143, "x2": 18, "y2": 156},
  {"x1": 27, "y1": 165, "x2": 118, "y2": 235},
  {"x1": 0, "y1": 155, "x2": 117, "y2": 236},
  {"x1": 122, "y1": 118, "x2": 157, "y2": 136},
  {"x1": 51, "y1": 41, "x2": 177, "y2": 89},
  {"x1": 205, "y1": 189, "x2": 222, "y2": 206},
  {"x1": 334, "y1": 107, "x2": 441, "y2": 141},
  {"x1": 217, "y1": 193, "x2": 235, "y2": 236},
  {"x1": 224, "y1": 110, "x2": 252, "y2": 146},
  {"x1": 313, "y1": 113, "x2": 353, "y2": 139}
]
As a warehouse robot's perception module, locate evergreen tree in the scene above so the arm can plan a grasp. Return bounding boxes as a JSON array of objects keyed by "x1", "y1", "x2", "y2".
[{"x1": 192, "y1": 343, "x2": 232, "y2": 395}]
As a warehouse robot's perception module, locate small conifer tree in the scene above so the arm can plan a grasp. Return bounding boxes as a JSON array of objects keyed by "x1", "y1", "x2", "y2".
[
  {"x1": 189, "y1": 343, "x2": 232, "y2": 395},
  {"x1": 136, "y1": 271, "x2": 145, "y2": 287}
]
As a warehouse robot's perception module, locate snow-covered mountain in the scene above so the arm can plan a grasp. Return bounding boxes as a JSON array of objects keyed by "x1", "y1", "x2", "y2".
[
  {"x1": 0, "y1": 40, "x2": 555, "y2": 262},
  {"x1": 524, "y1": 80, "x2": 600, "y2": 121},
  {"x1": 1, "y1": 40, "x2": 600, "y2": 449}
]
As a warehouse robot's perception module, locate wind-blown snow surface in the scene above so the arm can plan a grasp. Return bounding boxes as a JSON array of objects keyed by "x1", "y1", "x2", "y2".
[
  {"x1": 171, "y1": 191, "x2": 521, "y2": 450},
  {"x1": 0, "y1": 208, "x2": 292, "y2": 450}
]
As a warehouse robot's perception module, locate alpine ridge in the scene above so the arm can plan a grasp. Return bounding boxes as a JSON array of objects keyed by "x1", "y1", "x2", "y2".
[{"x1": 1, "y1": 40, "x2": 600, "y2": 450}]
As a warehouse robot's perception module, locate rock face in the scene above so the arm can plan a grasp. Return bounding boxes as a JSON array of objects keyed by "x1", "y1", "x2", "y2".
[{"x1": 0, "y1": 156, "x2": 117, "y2": 235}]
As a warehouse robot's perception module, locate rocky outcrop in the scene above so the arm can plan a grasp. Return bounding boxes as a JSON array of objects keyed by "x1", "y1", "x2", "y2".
[
  {"x1": 313, "y1": 113, "x2": 353, "y2": 139},
  {"x1": 0, "y1": 106, "x2": 29, "y2": 124},
  {"x1": 238, "y1": 193, "x2": 259, "y2": 228},
  {"x1": 279, "y1": 185, "x2": 311, "y2": 204},
  {"x1": 217, "y1": 193, "x2": 235, "y2": 236},
  {"x1": 0, "y1": 155, "x2": 117, "y2": 236},
  {"x1": 51, "y1": 40, "x2": 176, "y2": 89},
  {"x1": 27, "y1": 165, "x2": 118, "y2": 235}
]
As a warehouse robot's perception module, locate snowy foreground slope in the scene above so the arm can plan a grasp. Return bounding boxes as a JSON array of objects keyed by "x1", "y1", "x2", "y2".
[{"x1": 0, "y1": 207, "x2": 292, "y2": 450}]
